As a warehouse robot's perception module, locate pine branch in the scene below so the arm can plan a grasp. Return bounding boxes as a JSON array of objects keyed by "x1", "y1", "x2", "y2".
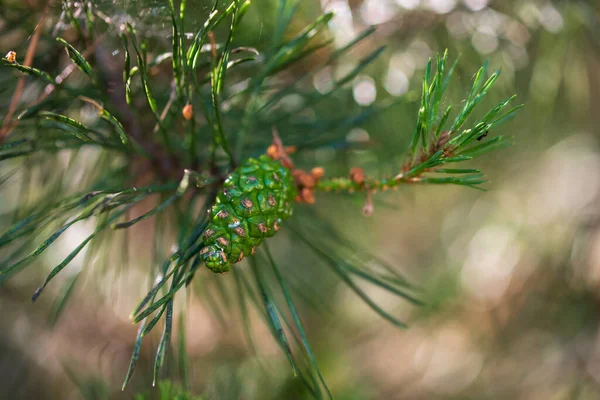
[
  {"x1": 310, "y1": 51, "x2": 522, "y2": 212},
  {"x1": 0, "y1": 0, "x2": 521, "y2": 395}
]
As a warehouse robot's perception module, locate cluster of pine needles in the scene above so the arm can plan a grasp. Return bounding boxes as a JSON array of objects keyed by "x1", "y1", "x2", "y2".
[{"x1": 0, "y1": 0, "x2": 520, "y2": 396}]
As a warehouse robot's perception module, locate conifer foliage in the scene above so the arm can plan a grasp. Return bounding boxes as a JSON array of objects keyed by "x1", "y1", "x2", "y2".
[{"x1": 0, "y1": 0, "x2": 520, "y2": 395}]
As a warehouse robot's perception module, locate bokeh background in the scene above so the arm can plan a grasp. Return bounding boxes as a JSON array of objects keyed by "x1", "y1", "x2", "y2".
[{"x1": 2, "y1": 0, "x2": 600, "y2": 399}]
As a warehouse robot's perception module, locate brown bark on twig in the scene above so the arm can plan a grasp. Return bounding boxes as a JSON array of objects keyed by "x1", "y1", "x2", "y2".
[{"x1": 0, "y1": 1, "x2": 52, "y2": 142}]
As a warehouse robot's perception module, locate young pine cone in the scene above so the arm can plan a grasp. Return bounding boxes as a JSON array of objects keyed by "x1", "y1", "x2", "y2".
[{"x1": 201, "y1": 155, "x2": 296, "y2": 273}]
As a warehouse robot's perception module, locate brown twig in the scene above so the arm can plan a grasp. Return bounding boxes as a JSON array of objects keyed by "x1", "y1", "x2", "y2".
[
  {"x1": 2, "y1": 30, "x2": 107, "y2": 141},
  {"x1": 0, "y1": 1, "x2": 51, "y2": 142},
  {"x1": 270, "y1": 126, "x2": 295, "y2": 169},
  {"x1": 208, "y1": 31, "x2": 217, "y2": 59}
]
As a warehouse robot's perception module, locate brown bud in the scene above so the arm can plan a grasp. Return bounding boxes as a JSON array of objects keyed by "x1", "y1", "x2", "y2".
[
  {"x1": 294, "y1": 170, "x2": 315, "y2": 188},
  {"x1": 301, "y1": 188, "x2": 315, "y2": 204},
  {"x1": 285, "y1": 145, "x2": 297, "y2": 154},
  {"x1": 349, "y1": 167, "x2": 365, "y2": 184},
  {"x1": 182, "y1": 103, "x2": 193, "y2": 120},
  {"x1": 301, "y1": 174, "x2": 316, "y2": 188},
  {"x1": 5, "y1": 51, "x2": 16, "y2": 63},
  {"x1": 311, "y1": 167, "x2": 325, "y2": 180},
  {"x1": 266, "y1": 145, "x2": 278, "y2": 159}
]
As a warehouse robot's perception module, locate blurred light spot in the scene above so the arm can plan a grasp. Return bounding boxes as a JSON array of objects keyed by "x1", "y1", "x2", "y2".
[
  {"x1": 390, "y1": 52, "x2": 416, "y2": 78},
  {"x1": 360, "y1": 0, "x2": 396, "y2": 25},
  {"x1": 446, "y1": 12, "x2": 471, "y2": 40},
  {"x1": 47, "y1": 220, "x2": 96, "y2": 276},
  {"x1": 229, "y1": 79, "x2": 249, "y2": 96},
  {"x1": 476, "y1": 9, "x2": 505, "y2": 36},
  {"x1": 396, "y1": 0, "x2": 420, "y2": 9},
  {"x1": 384, "y1": 67, "x2": 409, "y2": 96},
  {"x1": 325, "y1": 0, "x2": 356, "y2": 46},
  {"x1": 111, "y1": 49, "x2": 120, "y2": 56},
  {"x1": 461, "y1": 224, "x2": 521, "y2": 304},
  {"x1": 71, "y1": 148, "x2": 101, "y2": 187},
  {"x1": 279, "y1": 94, "x2": 304, "y2": 112},
  {"x1": 527, "y1": 135, "x2": 600, "y2": 223},
  {"x1": 346, "y1": 128, "x2": 370, "y2": 143},
  {"x1": 463, "y1": 0, "x2": 488, "y2": 12},
  {"x1": 313, "y1": 66, "x2": 334, "y2": 94},
  {"x1": 407, "y1": 40, "x2": 432, "y2": 68},
  {"x1": 471, "y1": 31, "x2": 499, "y2": 55},
  {"x1": 79, "y1": 104, "x2": 100, "y2": 126},
  {"x1": 426, "y1": 0, "x2": 456, "y2": 14},
  {"x1": 353, "y1": 76, "x2": 377, "y2": 106},
  {"x1": 539, "y1": 4, "x2": 564, "y2": 33},
  {"x1": 505, "y1": 20, "x2": 530, "y2": 47},
  {"x1": 518, "y1": 3, "x2": 541, "y2": 29},
  {"x1": 415, "y1": 324, "x2": 483, "y2": 393}
]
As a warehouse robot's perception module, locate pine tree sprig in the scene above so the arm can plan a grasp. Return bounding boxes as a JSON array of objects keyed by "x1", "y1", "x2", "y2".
[
  {"x1": 0, "y1": 1, "x2": 522, "y2": 395},
  {"x1": 310, "y1": 53, "x2": 521, "y2": 210}
]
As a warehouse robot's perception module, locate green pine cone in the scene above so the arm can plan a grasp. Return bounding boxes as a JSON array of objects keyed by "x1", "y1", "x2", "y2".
[{"x1": 201, "y1": 155, "x2": 297, "y2": 273}]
